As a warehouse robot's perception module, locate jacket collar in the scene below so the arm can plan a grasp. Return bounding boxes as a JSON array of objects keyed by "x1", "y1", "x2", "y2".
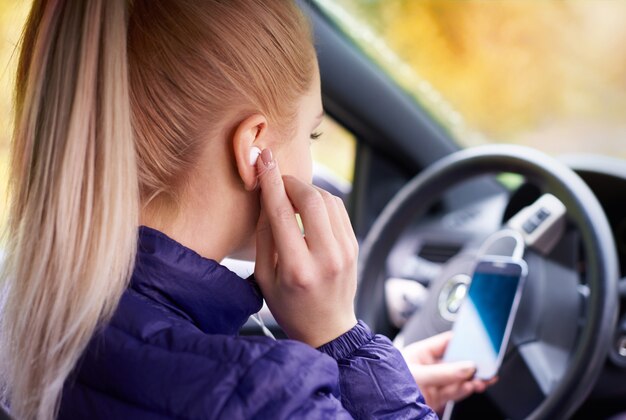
[{"x1": 131, "y1": 226, "x2": 263, "y2": 335}]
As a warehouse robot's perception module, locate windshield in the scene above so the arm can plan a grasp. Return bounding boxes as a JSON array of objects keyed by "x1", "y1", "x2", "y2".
[{"x1": 315, "y1": 0, "x2": 626, "y2": 159}]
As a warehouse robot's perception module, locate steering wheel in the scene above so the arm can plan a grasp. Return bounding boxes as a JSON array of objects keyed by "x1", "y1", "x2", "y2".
[{"x1": 356, "y1": 145, "x2": 619, "y2": 420}]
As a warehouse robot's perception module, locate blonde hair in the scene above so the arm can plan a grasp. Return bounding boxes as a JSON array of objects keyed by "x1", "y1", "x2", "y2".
[
  {"x1": 129, "y1": 0, "x2": 315, "y2": 205},
  {"x1": 0, "y1": 0, "x2": 315, "y2": 419}
]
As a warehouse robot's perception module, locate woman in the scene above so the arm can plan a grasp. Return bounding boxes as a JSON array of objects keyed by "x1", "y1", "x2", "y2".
[{"x1": 0, "y1": 1, "x2": 488, "y2": 418}]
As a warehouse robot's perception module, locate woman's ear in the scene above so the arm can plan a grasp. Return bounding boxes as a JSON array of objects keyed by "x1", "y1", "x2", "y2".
[{"x1": 233, "y1": 114, "x2": 268, "y2": 191}]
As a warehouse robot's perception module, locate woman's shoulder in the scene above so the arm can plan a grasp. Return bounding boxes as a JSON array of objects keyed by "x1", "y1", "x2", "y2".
[{"x1": 59, "y1": 287, "x2": 340, "y2": 419}]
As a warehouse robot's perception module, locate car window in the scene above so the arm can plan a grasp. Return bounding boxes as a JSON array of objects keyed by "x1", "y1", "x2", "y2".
[
  {"x1": 312, "y1": 115, "x2": 357, "y2": 199},
  {"x1": 315, "y1": 0, "x2": 626, "y2": 159}
]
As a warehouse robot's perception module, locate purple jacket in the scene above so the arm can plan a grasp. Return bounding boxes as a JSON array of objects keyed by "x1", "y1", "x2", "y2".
[{"x1": 59, "y1": 226, "x2": 436, "y2": 419}]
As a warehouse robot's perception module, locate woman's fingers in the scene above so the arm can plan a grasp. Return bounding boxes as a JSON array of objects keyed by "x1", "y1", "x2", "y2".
[
  {"x1": 252, "y1": 148, "x2": 358, "y2": 346},
  {"x1": 423, "y1": 331, "x2": 453, "y2": 359},
  {"x1": 402, "y1": 331, "x2": 453, "y2": 364},
  {"x1": 473, "y1": 376, "x2": 498, "y2": 393},
  {"x1": 335, "y1": 196, "x2": 359, "y2": 252},
  {"x1": 256, "y1": 150, "x2": 305, "y2": 258},
  {"x1": 282, "y1": 176, "x2": 334, "y2": 252},
  {"x1": 254, "y1": 207, "x2": 277, "y2": 283},
  {"x1": 313, "y1": 187, "x2": 343, "y2": 241},
  {"x1": 313, "y1": 186, "x2": 358, "y2": 254},
  {"x1": 410, "y1": 361, "x2": 476, "y2": 387},
  {"x1": 436, "y1": 380, "x2": 477, "y2": 405},
  {"x1": 402, "y1": 331, "x2": 500, "y2": 411}
]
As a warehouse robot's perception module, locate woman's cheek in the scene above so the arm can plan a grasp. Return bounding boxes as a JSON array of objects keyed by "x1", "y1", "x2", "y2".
[
  {"x1": 297, "y1": 147, "x2": 314, "y2": 184},
  {"x1": 299, "y1": 149, "x2": 313, "y2": 184},
  {"x1": 277, "y1": 142, "x2": 313, "y2": 183}
]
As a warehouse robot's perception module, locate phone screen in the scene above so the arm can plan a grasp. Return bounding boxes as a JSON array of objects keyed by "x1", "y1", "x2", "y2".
[{"x1": 443, "y1": 260, "x2": 525, "y2": 379}]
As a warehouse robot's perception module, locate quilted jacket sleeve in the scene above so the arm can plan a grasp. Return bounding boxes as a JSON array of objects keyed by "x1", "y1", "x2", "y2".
[
  {"x1": 59, "y1": 291, "x2": 435, "y2": 419},
  {"x1": 217, "y1": 337, "x2": 354, "y2": 419},
  {"x1": 317, "y1": 320, "x2": 437, "y2": 420},
  {"x1": 219, "y1": 321, "x2": 436, "y2": 420}
]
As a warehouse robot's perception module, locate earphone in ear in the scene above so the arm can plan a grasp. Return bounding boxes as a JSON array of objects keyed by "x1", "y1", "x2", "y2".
[{"x1": 249, "y1": 147, "x2": 262, "y2": 166}]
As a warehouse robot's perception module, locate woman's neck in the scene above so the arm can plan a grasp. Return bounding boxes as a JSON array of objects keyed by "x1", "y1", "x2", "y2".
[{"x1": 140, "y1": 172, "x2": 259, "y2": 263}]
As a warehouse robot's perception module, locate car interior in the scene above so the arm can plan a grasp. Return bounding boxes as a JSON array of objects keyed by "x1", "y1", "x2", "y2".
[
  {"x1": 0, "y1": 1, "x2": 625, "y2": 419},
  {"x1": 237, "y1": 2, "x2": 626, "y2": 419}
]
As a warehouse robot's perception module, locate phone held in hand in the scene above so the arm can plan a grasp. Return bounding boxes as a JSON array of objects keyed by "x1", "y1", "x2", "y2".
[{"x1": 443, "y1": 257, "x2": 528, "y2": 380}]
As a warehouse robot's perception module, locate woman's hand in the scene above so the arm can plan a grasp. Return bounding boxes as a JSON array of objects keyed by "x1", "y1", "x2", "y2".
[
  {"x1": 401, "y1": 332, "x2": 498, "y2": 413},
  {"x1": 254, "y1": 149, "x2": 358, "y2": 348}
]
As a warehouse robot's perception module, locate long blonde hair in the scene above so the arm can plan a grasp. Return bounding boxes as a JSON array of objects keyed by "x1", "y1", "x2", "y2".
[{"x1": 1, "y1": 0, "x2": 315, "y2": 418}]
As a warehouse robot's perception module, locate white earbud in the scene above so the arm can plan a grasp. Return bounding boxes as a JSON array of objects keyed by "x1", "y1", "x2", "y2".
[{"x1": 249, "y1": 146, "x2": 262, "y2": 166}]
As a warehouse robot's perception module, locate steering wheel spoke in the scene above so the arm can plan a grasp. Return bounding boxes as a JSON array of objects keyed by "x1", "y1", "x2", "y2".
[
  {"x1": 518, "y1": 340, "x2": 572, "y2": 397},
  {"x1": 484, "y1": 339, "x2": 576, "y2": 420}
]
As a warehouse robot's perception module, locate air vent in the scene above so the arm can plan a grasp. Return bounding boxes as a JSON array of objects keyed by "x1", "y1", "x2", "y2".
[{"x1": 417, "y1": 243, "x2": 462, "y2": 264}]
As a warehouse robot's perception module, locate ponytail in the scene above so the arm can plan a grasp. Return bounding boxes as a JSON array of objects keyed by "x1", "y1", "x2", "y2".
[
  {"x1": 1, "y1": 1, "x2": 138, "y2": 418},
  {"x1": 1, "y1": 0, "x2": 317, "y2": 417}
]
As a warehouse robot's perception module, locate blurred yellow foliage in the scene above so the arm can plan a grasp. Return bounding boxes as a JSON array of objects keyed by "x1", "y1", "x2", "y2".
[
  {"x1": 0, "y1": 1, "x2": 29, "y2": 235},
  {"x1": 323, "y1": 0, "x2": 626, "y2": 156},
  {"x1": 312, "y1": 116, "x2": 356, "y2": 184}
]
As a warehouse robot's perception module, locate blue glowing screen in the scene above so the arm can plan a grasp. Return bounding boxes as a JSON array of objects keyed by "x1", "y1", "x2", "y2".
[{"x1": 443, "y1": 270, "x2": 521, "y2": 379}]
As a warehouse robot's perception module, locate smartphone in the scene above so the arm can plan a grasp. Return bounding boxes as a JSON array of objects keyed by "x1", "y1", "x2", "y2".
[{"x1": 442, "y1": 257, "x2": 527, "y2": 380}]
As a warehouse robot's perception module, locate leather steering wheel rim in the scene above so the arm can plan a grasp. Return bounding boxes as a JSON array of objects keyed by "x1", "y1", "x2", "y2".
[{"x1": 356, "y1": 145, "x2": 619, "y2": 420}]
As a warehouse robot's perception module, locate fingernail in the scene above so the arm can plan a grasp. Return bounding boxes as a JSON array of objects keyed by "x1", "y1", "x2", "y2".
[
  {"x1": 260, "y1": 148, "x2": 275, "y2": 169},
  {"x1": 458, "y1": 364, "x2": 477, "y2": 378}
]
